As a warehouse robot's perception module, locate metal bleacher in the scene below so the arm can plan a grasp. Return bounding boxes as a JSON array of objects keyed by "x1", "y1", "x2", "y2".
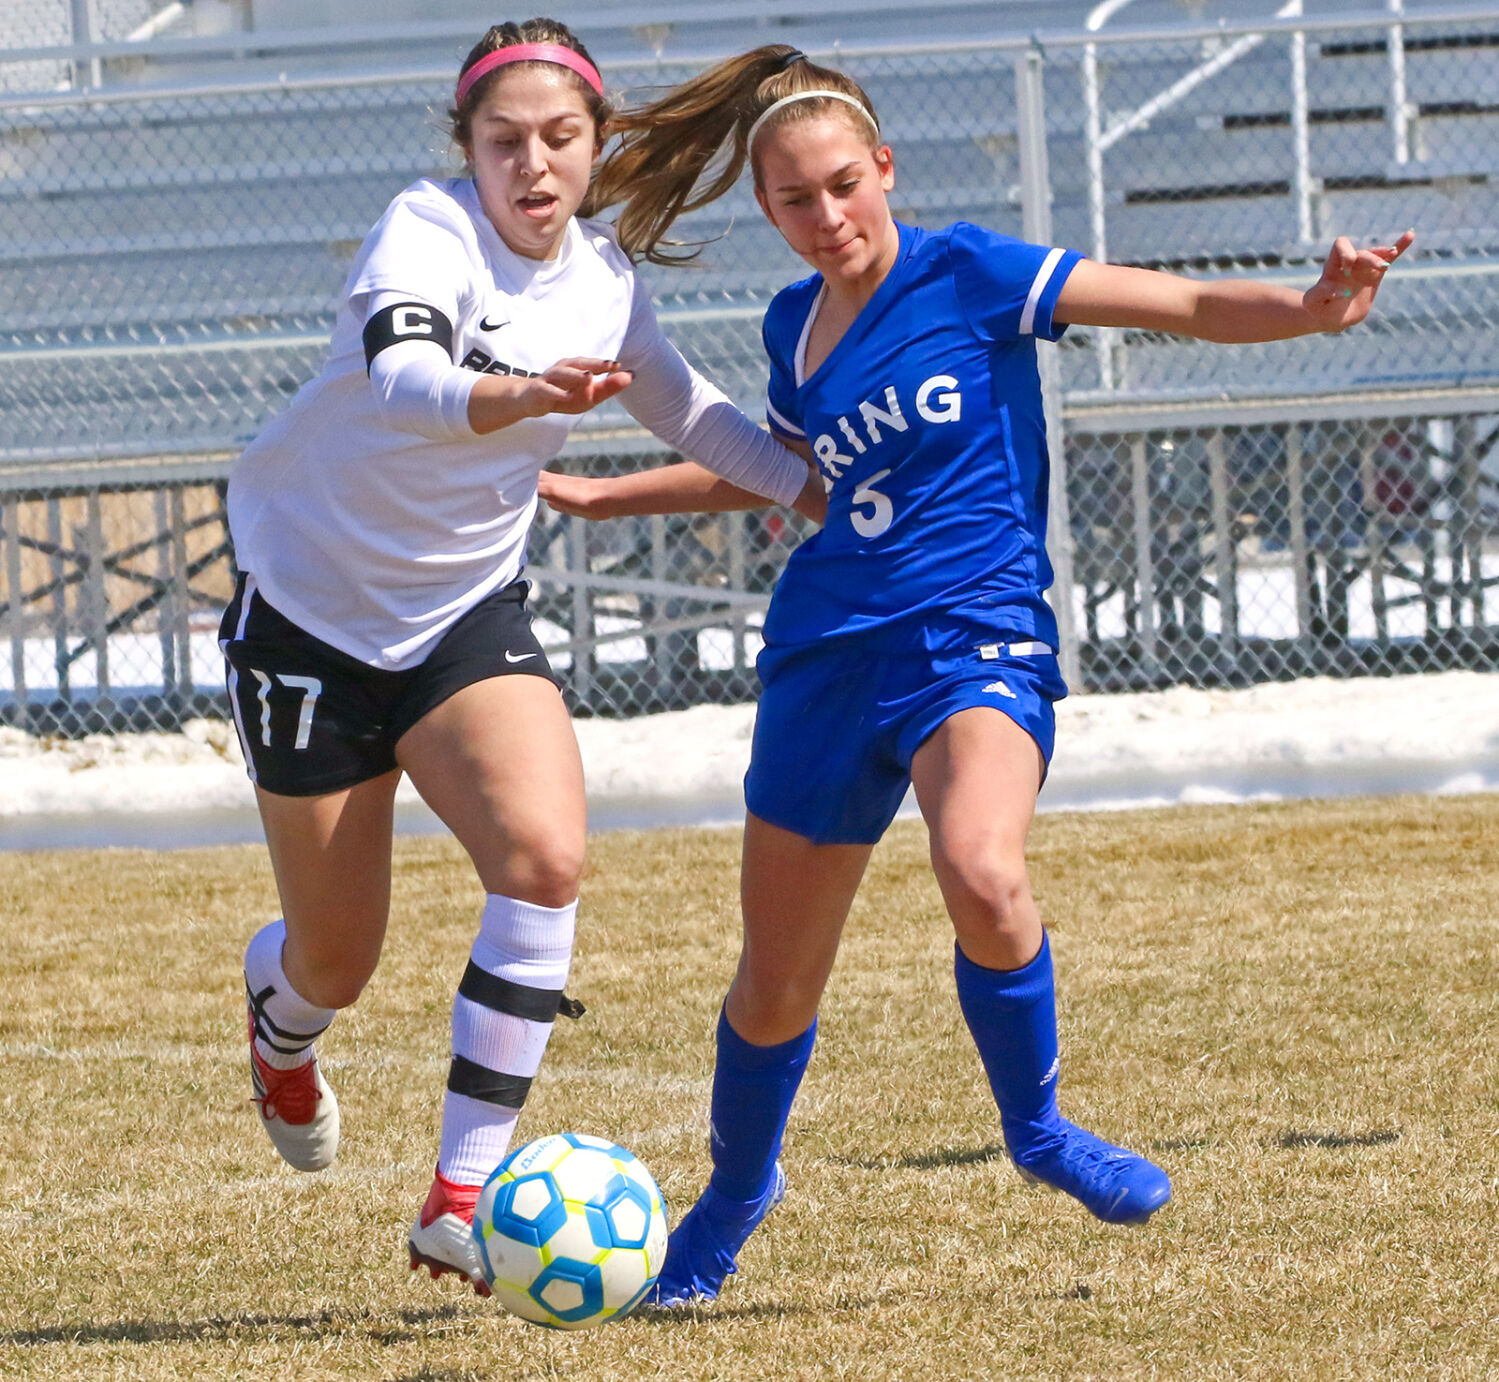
[{"x1": 5, "y1": 2, "x2": 1498, "y2": 470}]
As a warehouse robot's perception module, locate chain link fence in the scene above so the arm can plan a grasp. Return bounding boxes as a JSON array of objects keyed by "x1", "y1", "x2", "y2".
[{"x1": 2, "y1": 6, "x2": 1497, "y2": 731}]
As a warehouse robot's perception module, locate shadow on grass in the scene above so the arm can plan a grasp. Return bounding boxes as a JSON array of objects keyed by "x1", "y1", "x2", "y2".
[
  {"x1": 1277, "y1": 1128, "x2": 1401, "y2": 1150},
  {"x1": 634, "y1": 1299, "x2": 848, "y2": 1326},
  {"x1": 1154, "y1": 1136, "x2": 1213, "y2": 1151},
  {"x1": 829, "y1": 1141, "x2": 1011, "y2": 1171},
  {"x1": 388, "y1": 1372, "x2": 479, "y2": 1382},
  {"x1": 1041, "y1": 1282, "x2": 1094, "y2": 1302},
  {"x1": 1, "y1": 1302, "x2": 473, "y2": 1348}
]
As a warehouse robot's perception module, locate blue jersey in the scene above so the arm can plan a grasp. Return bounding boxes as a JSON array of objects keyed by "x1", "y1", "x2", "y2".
[{"x1": 761, "y1": 221, "x2": 1080, "y2": 650}]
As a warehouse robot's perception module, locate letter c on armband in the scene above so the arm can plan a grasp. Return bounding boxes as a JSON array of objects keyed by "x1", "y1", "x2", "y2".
[{"x1": 362, "y1": 300, "x2": 456, "y2": 371}]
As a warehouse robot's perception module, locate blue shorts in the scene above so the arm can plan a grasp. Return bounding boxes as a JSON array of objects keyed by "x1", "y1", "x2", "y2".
[{"x1": 744, "y1": 627, "x2": 1068, "y2": 846}]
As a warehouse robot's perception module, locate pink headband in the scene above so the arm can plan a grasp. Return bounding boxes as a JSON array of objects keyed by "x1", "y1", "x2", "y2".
[{"x1": 455, "y1": 43, "x2": 604, "y2": 107}]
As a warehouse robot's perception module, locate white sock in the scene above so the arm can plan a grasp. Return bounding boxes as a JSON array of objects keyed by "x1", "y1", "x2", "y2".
[
  {"x1": 438, "y1": 894, "x2": 577, "y2": 1186},
  {"x1": 244, "y1": 919, "x2": 335, "y2": 1071}
]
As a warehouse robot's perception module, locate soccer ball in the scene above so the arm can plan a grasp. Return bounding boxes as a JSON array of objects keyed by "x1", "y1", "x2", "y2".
[{"x1": 473, "y1": 1132, "x2": 668, "y2": 1329}]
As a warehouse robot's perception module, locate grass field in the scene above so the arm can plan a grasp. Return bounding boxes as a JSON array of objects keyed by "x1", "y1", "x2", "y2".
[{"x1": 1, "y1": 794, "x2": 1497, "y2": 1381}]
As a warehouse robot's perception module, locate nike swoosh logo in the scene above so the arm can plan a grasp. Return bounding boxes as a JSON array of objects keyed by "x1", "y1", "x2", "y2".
[
  {"x1": 505, "y1": 650, "x2": 537, "y2": 663},
  {"x1": 479, "y1": 316, "x2": 508, "y2": 332}
]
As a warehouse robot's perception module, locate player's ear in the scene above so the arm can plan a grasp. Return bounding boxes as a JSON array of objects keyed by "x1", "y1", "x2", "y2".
[
  {"x1": 876, "y1": 143, "x2": 895, "y2": 192},
  {"x1": 754, "y1": 183, "x2": 775, "y2": 225}
]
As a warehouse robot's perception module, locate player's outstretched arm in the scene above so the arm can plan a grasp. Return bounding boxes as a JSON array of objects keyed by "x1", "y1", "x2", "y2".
[
  {"x1": 1054, "y1": 230, "x2": 1414, "y2": 343},
  {"x1": 467, "y1": 357, "x2": 635, "y2": 434},
  {"x1": 539, "y1": 459, "x2": 826, "y2": 523}
]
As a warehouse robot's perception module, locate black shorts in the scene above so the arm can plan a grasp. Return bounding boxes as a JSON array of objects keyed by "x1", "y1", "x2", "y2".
[{"x1": 219, "y1": 575, "x2": 557, "y2": 798}]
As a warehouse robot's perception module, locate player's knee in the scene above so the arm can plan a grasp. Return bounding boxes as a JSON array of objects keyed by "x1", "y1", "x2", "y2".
[
  {"x1": 729, "y1": 967, "x2": 823, "y2": 1044},
  {"x1": 937, "y1": 848, "x2": 1033, "y2": 932},
  {"x1": 489, "y1": 836, "x2": 584, "y2": 910},
  {"x1": 311, "y1": 968, "x2": 374, "y2": 1010},
  {"x1": 283, "y1": 904, "x2": 387, "y2": 1009},
  {"x1": 290, "y1": 943, "x2": 379, "y2": 1010}
]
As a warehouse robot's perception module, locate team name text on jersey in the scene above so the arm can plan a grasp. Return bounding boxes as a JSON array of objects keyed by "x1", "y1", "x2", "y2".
[
  {"x1": 812, "y1": 374, "x2": 963, "y2": 479},
  {"x1": 459, "y1": 347, "x2": 541, "y2": 379}
]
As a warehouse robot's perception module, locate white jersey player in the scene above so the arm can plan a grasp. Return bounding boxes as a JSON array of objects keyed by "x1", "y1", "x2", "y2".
[{"x1": 221, "y1": 17, "x2": 822, "y2": 1296}]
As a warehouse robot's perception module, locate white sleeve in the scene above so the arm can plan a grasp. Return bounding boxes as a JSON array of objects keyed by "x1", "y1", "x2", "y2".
[
  {"x1": 363, "y1": 290, "x2": 478, "y2": 441},
  {"x1": 616, "y1": 280, "x2": 807, "y2": 507}
]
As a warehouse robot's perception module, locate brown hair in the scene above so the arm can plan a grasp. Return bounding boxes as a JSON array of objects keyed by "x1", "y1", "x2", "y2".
[
  {"x1": 585, "y1": 46, "x2": 881, "y2": 266},
  {"x1": 447, "y1": 18, "x2": 612, "y2": 158}
]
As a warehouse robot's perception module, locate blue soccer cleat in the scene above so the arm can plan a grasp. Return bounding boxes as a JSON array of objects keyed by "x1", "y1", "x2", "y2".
[
  {"x1": 647, "y1": 1162, "x2": 787, "y2": 1307},
  {"x1": 1010, "y1": 1120, "x2": 1172, "y2": 1225}
]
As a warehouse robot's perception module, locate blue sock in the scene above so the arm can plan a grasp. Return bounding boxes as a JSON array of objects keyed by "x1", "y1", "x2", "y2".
[
  {"x1": 706, "y1": 1008, "x2": 816, "y2": 1202},
  {"x1": 954, "y1": 931, "x2": 1066, "y2": 1156}
]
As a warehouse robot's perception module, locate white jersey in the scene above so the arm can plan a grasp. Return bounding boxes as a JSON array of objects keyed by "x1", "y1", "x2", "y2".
[{"x1": 228, "y1": 177, "x2": 805, "y2": 670}]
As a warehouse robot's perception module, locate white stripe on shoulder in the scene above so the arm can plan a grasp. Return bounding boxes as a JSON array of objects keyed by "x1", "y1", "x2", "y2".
[
  {"x1": 765, "y1": 397, "x2": 806, "y2": 438},
  {"x1": 1019, "y1": 247, "x2": 1067, "y2": 336}
]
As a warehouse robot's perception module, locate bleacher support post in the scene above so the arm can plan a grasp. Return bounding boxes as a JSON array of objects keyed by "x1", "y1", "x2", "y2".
[{"x1": 1015, "y1": 45, "x2": 1081, "y2": 687}]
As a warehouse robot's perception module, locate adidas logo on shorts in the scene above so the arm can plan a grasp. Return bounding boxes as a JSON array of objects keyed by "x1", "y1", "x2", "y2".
[{"x1": 983, "y1": 680, "x2": 1018, "y2": 699}]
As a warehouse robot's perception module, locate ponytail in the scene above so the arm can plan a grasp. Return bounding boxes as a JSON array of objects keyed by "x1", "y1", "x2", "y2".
[{"x1": 588, "y1": 46, "x2": 880, "y2": 266}]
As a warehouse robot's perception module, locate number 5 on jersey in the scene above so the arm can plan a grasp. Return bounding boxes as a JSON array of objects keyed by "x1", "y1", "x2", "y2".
[
  {"x1": 248, "y1": 670, "x2": 323, "y2": 751},
  {"x1": 850, "y1": 468, "x2": 894, "y2": 538}
]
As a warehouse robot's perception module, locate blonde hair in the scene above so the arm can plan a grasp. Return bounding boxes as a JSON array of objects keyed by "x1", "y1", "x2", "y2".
[{"x1": 586, "y1": 46, "x2": 881, "y2": 266}]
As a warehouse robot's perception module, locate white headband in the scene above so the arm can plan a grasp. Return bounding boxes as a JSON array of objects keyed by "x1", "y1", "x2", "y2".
[{"x1": 746, "y1": 89, "x2": 880, "y2": 151}]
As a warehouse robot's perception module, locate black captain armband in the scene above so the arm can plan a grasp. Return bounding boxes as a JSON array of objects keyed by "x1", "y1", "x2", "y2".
[{"x1": 362, "y1": 300, "x2": 455, "y2": 371}]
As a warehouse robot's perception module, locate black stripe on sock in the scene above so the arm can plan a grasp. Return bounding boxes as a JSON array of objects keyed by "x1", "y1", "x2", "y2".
[
  {"x1": 246, "y1": 982, "x2": 330, "y2": 1052},
  {"x1": 457, "y1": 961, "x2": 564, "y2": 1023},
  {"x1": 447, "y1": 1054, "x2": 533, "y2": 1108},
  {"x1": 256, "y1": 1029, "x2": 323, "y2": 1057}
]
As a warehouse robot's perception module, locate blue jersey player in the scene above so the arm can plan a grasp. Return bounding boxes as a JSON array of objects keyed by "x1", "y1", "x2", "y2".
[{"x1": 544, "y1": 45, "x2": 1411, "y2": 1307}]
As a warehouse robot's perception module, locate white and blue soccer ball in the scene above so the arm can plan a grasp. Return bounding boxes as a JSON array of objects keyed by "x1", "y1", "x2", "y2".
[{"x1": 473, "y1": 1132, "x2": 668, "y2": 1329}]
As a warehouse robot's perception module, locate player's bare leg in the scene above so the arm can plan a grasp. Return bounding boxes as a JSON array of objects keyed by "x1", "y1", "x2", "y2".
[
  {"x1": 246, "y1": 771, "x2": 402, "y2": 1172},
  {"x1": 399, "y1": 673, "x2": 586, "y2": 910},
  {"x1": 911, "y1": 705, "x2": 1043, "y2": 971},
  {"x1": 913, "y1": 707, "x2": 1171, "y2": 1225},
  {"x1": 651, "y1": 819, "x2": 871, "y2": 1306},
  {"x1": 397, "y1": 673, "x2": 586, "y2": 1295}
]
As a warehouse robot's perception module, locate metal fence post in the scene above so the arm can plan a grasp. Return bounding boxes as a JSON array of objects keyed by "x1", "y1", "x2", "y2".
[
  {"x1": 86, "y1": 491, "x2": 110, "y2": 711},
  {"x1": 1015, "y1": 45, "x2": 1081, "y2": 688},
  {"x1": 154, "y1": 488, "x2": 177, "y2": 712},
  {"x1": 1080, "y1": 38, "x2": 1115, "y2": 394},
  {"x1": 569, "y1": 515, "x2": 594, "y2": 709},
  {"x1": 4, "y1": 498, "x2": 27, "y2": 722},
  {"x1": 169, "y1": 485, "x2": 193, "y2": 700},
  {"x1": 1453, "y1": 415, "x2": 1482, "y2": 628},
  {"x1": 650, "y1": 512, "x2": 671, "y2": 691},
  {"x1": 1207, "y1": 432, "x2": 1239, "y2": 668},
  {"x1": 1388, "y1": 0, "x2": 1411, "y2": 164},
  {"x1": 1357, "y1": 428, "x2": 1391, "y2": 643},
  {"x1": 68, "y1": 0, "x2": 103, "y2": 89},
  {"x1": 1130, "y1": 437, "x2": 1160, "y2": 677},
  {"x1": 1290, "y1": 16, "x2": 1315, "y2": 244},
  {"x1": 1287, "y1": 426, "x2": 1314, "y2": 650},
  {"x1": 728, "y1": 513, "x2": 748, "y2": 675},
  {"x1": 47, "y1": 500, "x2": 69, "y2": 699}
]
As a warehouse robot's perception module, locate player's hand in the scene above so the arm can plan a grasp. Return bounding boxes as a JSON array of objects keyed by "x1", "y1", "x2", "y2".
[
  {"x1": 1304, "y1": 230, "x2": 1414, "y2": 332},
  {"x1": 525, "y1": 357, "x2": 634, "y2": 417},
  {"x1": 537, "y1": 468, "x2": 620, "y2": 520}
]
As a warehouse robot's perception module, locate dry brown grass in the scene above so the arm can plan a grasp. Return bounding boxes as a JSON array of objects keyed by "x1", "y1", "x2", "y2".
[{"x1": 1, "y1": 794, "x2": 1496, "y2": 1381}]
